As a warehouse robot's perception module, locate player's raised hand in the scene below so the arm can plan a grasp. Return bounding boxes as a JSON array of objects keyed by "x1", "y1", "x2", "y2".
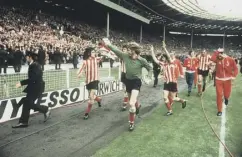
[
  {"x1": 16, "y1": 82, "x2": 21, "y2": 88},
  {"x1": 102, "y1": 38, "x2": 111, "y2": 46}
]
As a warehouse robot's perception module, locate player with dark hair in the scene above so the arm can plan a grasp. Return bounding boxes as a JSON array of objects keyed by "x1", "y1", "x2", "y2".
[
  {"x1": 183, "y1": 50, "x2": 198, "y2": 96},
  {"x1": 197, "y1": 49, "x2": 211, "y2": 96},
  {"x1": 77, "y1": 47, "x2": 102, "y2": 120},
  {"x1": 150, "y1": 43, "x2": 186, "y2": 116},
  {"x1": 102, "y1": 38, "x2": 152, "y2": 131},
  {"x1": 12, "y1": 52, "x2": 50, "y2": 128}
]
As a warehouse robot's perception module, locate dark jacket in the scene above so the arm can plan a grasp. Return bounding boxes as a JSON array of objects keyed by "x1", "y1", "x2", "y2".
[
  {"x1": 13, "y1": 50, "x2": 24, "y2": 65},
  {"x1": 20, "y1": 62, "x2": 44, "y2": 97},
  {"x1": 72, "y1": 52, "x2": 79, "y2": 64},
  {"x1": 0, "y1": 49, "x2": 8, "y2": 66},
  {"x1": 152, "y1": 61, "x2": 160, "y2": 71},
  {"x1": 239, "y1": 58, "x2": 242, "y2": 67},
  {"x1": 53, "y1": 51, "x2": 62, "y2": 64},
  {"x1": 239, "y1": 58, "x2": 242, "y2": 74},
  {"x1": 38, "y1": 50, "x2": 46, "y2": 65}
]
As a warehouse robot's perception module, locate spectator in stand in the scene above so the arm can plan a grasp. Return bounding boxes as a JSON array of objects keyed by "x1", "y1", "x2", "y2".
[
  {"x1": 38, "y1": 46, "x2": 46, "y2": 71},
  {"x1": 72, "y1": 50, "x2": 79, "y2": 69},
  {"x1": 13, "y1": 46, "x2": 24, "y2": 73},
  {"x1": 0, "y1": 45, "x2": 8, "y2": 74},
  {"x1": 54, "y1": 47, "x2": 62, "y2": 70}
]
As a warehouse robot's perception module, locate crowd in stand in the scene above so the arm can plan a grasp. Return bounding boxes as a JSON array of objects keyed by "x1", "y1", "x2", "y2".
[{"x1": 0, "y1": 6, "x2": 242, "y2": 74}]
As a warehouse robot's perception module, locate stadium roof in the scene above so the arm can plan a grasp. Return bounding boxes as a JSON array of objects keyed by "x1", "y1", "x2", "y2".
[
  {"x1": 114, "y1": 0, "x2": 242, "y2": 32},
  {"x1": 163, "y1": 0, "x2": 242, "y2": 22},
  {"x1": 7, "y1": 0, "x2": 242, "y2": 32}
]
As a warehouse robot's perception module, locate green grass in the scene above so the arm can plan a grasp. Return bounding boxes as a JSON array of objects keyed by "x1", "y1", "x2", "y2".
[
  {"x1": 94, "y1": 75, "x2": 242, "y2": 157},
  {"x1": 0, "y1": 67, "x2": 119, "y2": 100}
]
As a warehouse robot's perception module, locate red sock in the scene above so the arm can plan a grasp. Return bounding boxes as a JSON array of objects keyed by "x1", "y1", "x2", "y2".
[
  {"x1": 166, "y1": 102, "x2": 172, "y2": 111},
  {"x1": 85, "y1": 103, "x2": 93, "y2": 113},
  {"x1": 95, "y1": 96, "x2": 101, "y2": 102},
  {"x1": 129, "y1": 112, "x2": 135, "y2": 124}
]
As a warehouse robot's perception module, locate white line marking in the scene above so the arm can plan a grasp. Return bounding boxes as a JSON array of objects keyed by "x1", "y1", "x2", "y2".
[{"x1": 219, "y1": 103, "x2": 226, "y2": 157}]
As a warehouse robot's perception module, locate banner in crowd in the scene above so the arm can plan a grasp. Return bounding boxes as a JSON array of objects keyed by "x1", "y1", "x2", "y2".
[{"x1": 0, "y1": 80, "x2": 122, "y2": 123}]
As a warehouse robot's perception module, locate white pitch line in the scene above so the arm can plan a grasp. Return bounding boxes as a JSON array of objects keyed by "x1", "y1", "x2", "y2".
[{"x1": 219, "y1": 103, "x2": 227, "y2": 157}]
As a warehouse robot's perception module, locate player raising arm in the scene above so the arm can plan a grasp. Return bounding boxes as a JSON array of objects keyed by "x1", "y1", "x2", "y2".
[
  {"x1": 150, "y1": 43, "x2": 186, "y2": 116},
  {"x1": 77, "y1": 47, "x2": 102, "y2": 120},
  {"x1": 102, "y1": 38, "x2": 152, "y2": 131}
]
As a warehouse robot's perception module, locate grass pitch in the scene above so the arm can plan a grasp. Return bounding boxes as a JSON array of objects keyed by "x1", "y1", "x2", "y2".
[{"x1": 94, "y1": 75, "x2": 242, "y2": 157}]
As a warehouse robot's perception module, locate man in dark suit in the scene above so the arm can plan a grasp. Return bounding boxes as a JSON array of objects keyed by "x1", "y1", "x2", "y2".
[
  {"x1": 13, "y1": 46, "x2": 24, "y2": 73},
  {"x1": 38, "y1": 46, "x2": 46, "y2": 71},
  {"x1": 12, "y1": 52, "x2": 51, "y2": 128},
  {"x1": 72, "y1": 50, "x2": 79, "y2": 69},
  {"x1": 54, "y1": 47, "x2": 62, "y2": 70},
  {"x1": 152, "y1": 54, "x2": 162, "y2": 87},
  {"x1": 0, "y1": 45, "x2": 8, "y2": 74}
]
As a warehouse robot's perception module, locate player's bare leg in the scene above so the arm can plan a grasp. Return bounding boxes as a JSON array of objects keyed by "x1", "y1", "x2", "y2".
[
  {"x1": 121, "y1": 88, "x2": 129, "y2": 111},
  {"x1": 84, "y1": 90, "x2": 96, "y2": 120},
  {"x1": 164, "y1": 90, "x2": 173, "y2": 116},
  {"x1": 171, "y1": 92, "x2": 187, "y2": 109},
  {"x1": 128, "y1": 90, "x2": 139, "y2": 131},
  {"x1": 197, "y1": 75, "x2": 203, "y2": 96},
  {"x1": 94, "y1": 94, "x2": 102, "y2": 107}
]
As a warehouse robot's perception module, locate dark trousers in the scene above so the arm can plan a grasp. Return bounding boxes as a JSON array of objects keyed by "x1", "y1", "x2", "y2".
[
  {"x1": 19, "y1": 94, "x2": 48, "y2": 124},
  {"x1": 185, "y1": 72, "x2": 195, "y2": 93},
  {"x1": 0, "y1": 65, "x2": 7, "y2": 74},
  {"x1": 99, "y1": 62, "x2": 103, "y2": 68},
  {"x1": 153, "y1": 70, "x2": 160, "y2": 86},
  {"x1": 14, "y1": 64, "x2": 21, "y2": 73},
  {"x1": 55, "y1": 63, "x2": 61, "y2": 70},
  {"x1": 110, "y1": 60, "x2": 114, "y2": 68},
  {"x1": 73, "y1": 64, "x2": 77, "y2": 69}
]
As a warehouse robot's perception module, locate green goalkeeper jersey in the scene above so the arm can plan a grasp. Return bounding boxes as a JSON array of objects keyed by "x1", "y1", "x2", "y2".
[{"x1": 108, "y1": 45, "x2": 152, "y2": 80}]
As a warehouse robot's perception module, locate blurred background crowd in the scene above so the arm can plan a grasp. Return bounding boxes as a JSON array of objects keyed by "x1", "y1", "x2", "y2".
[{"x1": 0, "y1": 6, "x2": 242, "y2": 74}]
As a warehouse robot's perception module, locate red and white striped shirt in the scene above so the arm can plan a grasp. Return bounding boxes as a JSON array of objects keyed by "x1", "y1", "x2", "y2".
[
  {"x1": 159, "y1": 61, "x2": 179, "y2": 83},
  {"x1": 121, "y1": 60, "x2": 126, "y2": 73},
  {"x1": 78, "y1": 57, "x2": 100, "y2": 84},
  {"x1": 99, "y1": 46, "x2": 117, "y2": 60},
  {"x1": 197, "y1": 54, "x2": 211, "y2": 71}
]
